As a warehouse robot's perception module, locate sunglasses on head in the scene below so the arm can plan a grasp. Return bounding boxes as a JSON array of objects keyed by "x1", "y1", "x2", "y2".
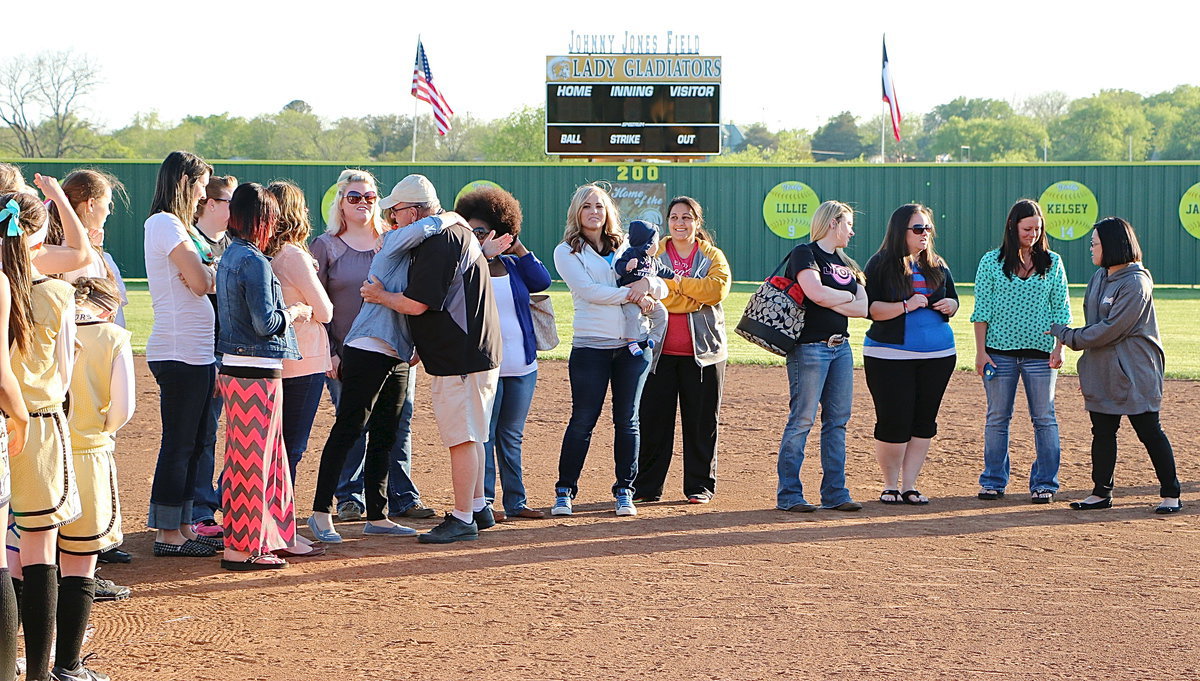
[
  {"x1": 343, "y1": 191, "x2": 377, "y2": 205},
  {"x1": 907, "y1": 224, "x2": 934, "y2": 235}
]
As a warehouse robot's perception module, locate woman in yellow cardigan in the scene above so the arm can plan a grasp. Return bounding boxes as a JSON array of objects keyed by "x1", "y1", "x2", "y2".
[{"x1": 633, "y1": 196, "x2": 732, "y2": 504}]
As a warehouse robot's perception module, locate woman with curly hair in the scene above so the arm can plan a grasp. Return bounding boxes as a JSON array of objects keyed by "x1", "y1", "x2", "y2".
[{"x1": 455, "y1": 186, "x2": 551, "y2": 521}]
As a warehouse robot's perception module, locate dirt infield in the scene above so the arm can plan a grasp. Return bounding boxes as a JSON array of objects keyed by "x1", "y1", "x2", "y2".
[{"x1": 80, "y1": 358, "x2": 1198, "y2": 680}]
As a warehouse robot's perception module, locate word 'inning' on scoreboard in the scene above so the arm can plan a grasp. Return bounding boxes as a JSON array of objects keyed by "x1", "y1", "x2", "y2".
[{"x1": 545, "y1": 54, "x2": 722, "y2": 157}]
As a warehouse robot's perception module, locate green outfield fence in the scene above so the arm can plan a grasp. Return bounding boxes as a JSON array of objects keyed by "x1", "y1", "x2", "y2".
[{"x1": 8, "y1": 160, "x2": 1200, "y2": 284}]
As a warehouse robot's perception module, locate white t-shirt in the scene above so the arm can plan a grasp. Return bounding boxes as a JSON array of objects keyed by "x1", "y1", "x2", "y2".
[
  {"x1": 144, "y1": 212, "x2": 215, "y2": 365},
  {"x1": 491, "y1": 274, "x2": 536, "y2": 378}
]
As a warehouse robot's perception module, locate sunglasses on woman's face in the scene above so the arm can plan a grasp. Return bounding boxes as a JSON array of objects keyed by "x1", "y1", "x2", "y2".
[
  {"x1": 343, "y1": 191, "x2": 377, "y2": 205},
  {"x1": 907, "y1": 224, "x2": 934, "y2": 235}
]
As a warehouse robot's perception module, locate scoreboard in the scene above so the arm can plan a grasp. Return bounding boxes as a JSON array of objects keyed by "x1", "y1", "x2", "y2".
[{"x1": 545, "y1": 54, "x2": 722, "y2": 157}]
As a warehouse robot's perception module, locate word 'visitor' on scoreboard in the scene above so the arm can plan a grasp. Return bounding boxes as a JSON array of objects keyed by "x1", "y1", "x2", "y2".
[{"x1": 546, "y1": 51, "x2": 722, "y2": 157}]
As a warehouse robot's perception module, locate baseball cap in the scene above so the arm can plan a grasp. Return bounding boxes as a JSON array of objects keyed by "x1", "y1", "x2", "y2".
[{"x1": 379, "y1": 174, "x2": 438, "y2": 210}]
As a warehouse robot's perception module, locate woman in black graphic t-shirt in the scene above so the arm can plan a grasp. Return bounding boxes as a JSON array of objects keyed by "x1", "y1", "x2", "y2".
[{"x1": 775, "y1": 200, "x2": 868, "y2": 513}]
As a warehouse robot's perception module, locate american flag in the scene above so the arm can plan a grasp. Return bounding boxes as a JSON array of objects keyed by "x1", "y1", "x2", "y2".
[{"x1": 412, "y1": 40, "x2": 454, "y2": 136}]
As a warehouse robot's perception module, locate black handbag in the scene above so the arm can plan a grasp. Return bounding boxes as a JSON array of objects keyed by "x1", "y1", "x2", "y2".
[{"x1": 735, "y1": 256, "x2": 806, "y2": 356}]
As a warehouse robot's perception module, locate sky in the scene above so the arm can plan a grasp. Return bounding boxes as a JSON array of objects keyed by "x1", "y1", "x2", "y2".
[{"x1": 2, "y1": 0, "x2": 1196, "y2": 134}]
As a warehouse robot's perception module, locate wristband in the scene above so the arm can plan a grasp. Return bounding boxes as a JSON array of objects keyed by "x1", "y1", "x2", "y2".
[{"x1": 902, "y1": 300, "x2": 909, "y2": 314}]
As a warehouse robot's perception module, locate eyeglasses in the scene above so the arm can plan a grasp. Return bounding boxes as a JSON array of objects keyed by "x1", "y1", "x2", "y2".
[
  {"x1": 343, "y1": 191, "x2": 378, "y2": 205},
  {"x1": 390, "y1": 204, "x2": 417, "y2": 214},
  {"x1": 907, "y1": 225, "x2": 934, "y2": 235},
  {"x1": 208, "y1": 197, "x2": 230, "y2": 204},
  {"x1": 471, "y1": 226, "x2": 491, "y2": 238}
]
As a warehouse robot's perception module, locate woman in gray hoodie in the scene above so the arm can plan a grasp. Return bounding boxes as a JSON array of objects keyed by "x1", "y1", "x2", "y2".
[{"x1": 1050, "y1": 217, "x2": 1182, "y2": 514}]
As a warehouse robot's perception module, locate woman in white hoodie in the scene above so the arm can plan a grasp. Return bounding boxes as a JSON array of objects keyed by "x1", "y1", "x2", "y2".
[{"x1": 551, "y1": 184, "x2": 667, "y2": 518}]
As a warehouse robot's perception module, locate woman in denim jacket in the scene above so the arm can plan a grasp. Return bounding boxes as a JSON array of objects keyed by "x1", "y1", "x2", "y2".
[{"x1": 215, "y1": 183, "x2": 311, "y2": 571}]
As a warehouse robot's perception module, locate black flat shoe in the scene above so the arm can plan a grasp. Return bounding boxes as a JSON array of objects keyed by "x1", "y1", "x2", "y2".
[
  {"x1": 1069, "y1": 497, "x2": 1113, "y2": 510},
  {"x1": 97, "y1": 548, "x2": 131, "y2": 564},
  {"x1": 1154, "y1": 502, "x2": 1183, "y2": 515}
]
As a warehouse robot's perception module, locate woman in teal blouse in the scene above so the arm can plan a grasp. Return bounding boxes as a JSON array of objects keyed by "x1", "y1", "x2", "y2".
[{"x1": 970, "y1": 199, "x2": 1071, "y2": 504}]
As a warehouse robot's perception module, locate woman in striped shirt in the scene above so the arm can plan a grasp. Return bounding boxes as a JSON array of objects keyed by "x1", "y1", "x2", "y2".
[{"x1": 863, "y1": 204, "x2": 958, "y2": 505}]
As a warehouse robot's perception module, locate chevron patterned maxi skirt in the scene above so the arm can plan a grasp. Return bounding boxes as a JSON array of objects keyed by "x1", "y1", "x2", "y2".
[{"x1": 218, "y1": 374, "x2": 296, "y2": 554}]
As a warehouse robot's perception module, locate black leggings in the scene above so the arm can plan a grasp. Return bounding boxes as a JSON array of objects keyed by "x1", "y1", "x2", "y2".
[
  {"x1": 1088, "y1": 411, "x2": 1180, "y2": 498},
  {"x1": 863, "y1": 355, "x2": 956, "y2": 443},
  {"x1": 312, "y1": 346, "x2": 409, "y2": 520}
]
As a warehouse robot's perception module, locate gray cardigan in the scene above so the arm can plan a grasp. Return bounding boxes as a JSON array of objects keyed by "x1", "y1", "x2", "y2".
[
  {"x1": 1051, "y1": 263, "x2": 1164, "y2": 414},
  {"x1": 649, "y1": 244, "x2": 727, "y2": 371}
]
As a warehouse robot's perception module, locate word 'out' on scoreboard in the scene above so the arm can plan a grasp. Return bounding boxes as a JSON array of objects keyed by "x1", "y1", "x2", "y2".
[{"x1": 545, "y1": 54, "x2": 722, "y2": 157}]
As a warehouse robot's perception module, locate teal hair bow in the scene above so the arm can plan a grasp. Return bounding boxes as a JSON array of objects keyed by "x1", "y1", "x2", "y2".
[{"x1": 1, "y1": 199, "x2": 19, "y2": 236}]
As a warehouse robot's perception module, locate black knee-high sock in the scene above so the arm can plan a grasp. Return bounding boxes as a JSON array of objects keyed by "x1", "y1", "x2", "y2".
[
  {"x1": 8, "y1": 576, "x2": 19, "y2": 628},
  {"x1": 54, "y1": 576, "x2": 95, "y2": 671},
  {"x1": 0, "y1": 568, "x2": 17, "y2": 681},
  {"x1": 19, "y1": 564, "x2": 56, "y2": 681}
]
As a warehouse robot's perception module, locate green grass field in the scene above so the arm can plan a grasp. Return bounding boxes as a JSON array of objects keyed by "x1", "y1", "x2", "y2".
[{"x1": 121, "y1": 281, "x2": 1200, "y2": 379}]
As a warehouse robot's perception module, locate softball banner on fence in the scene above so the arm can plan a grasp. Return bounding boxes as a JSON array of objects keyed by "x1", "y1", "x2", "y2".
[
  {"x1": 1039, "y1": 180, "x2": 1098, "y2": 241},
  {"x1": 763, "y1": 181, "x2": 820, "y2": 240}
]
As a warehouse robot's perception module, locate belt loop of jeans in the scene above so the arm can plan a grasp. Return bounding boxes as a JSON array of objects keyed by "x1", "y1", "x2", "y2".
[{"x1": 826, "y1": 334, "x2": 846, "y2": 348}]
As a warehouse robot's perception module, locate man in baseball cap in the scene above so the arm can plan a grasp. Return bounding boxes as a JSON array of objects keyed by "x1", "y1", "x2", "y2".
[
  {"x1": 309, "y1": 176, "x2": 474, "y2": 542},
  {"x1": 360, "y1": 177, "x2": 511, "y2": 544}
]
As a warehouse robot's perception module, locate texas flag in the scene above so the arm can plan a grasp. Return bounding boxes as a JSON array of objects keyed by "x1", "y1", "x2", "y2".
[{"x1": 882, "y1": 37, "x2": 902, "y2": 141}]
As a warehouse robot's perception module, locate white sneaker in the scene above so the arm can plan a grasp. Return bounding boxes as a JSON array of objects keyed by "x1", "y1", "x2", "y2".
[
  {"x1": 551, "y1": 488, "x2": 573, "y2": 516},
  {"x1": 615, "y1": 489, "x2": 637, "y2": 516}
]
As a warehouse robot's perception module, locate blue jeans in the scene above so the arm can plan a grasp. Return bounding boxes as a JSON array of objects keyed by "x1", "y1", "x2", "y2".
[
  {"x1": 190, "y1": 388, "x2": 223, "y2": 523},
  {"x1": 776, "y1": 342, "x2": 854, "y2": 509},
  {"x1": 282, "y1": 372, "x2": 327, "y2": 485},
  {"x1": 556, "y1": 347, "x2": 651, "y2": 497},
  {"x1": 147, "y1": 360, "x2": 216, "y2": 529},
  {"x1": 484, "y1": 370, "x2": 538, "y2": 514},
  {"x1": 979, "y1": 353, "x2": 1061, "y2": 493},
  {"x1": 326, "y1": 371, "x2": 421, "y2": 514}
]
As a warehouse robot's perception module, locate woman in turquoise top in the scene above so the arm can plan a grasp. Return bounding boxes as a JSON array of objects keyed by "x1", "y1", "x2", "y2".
[{"x1": 970, "y1": 199, "x2": 1071, "y2": 503}]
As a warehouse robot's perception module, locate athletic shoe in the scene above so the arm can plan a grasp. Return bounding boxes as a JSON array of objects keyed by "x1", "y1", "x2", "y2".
[
  {"x1": 473, "y1": 506, "x2": 496, "y2": 530},
  {"x1": 551, "y1": 488, "x2": 573, "y2": 516},
  {"x1": 191, "y1": 519, "x2": 223, "y2": 538},
  {"x1": 93, "y1": 577, "x2": 131, "y2": 602},
  {"x1": 389, "y1": 502, "x2": 437, "y2": 519},
  {"x1": 51, "y1": 654, "x2": 110, "y2": 680},
  {"x1": 336, "y1": 501, "x2": 364, "y2": 522},
  {"x1": 615, "y1": 488, "x2": 637, "y2": 516},
  {"x1": 417, "y1": 514, "x2": 479, "y2": 544}
]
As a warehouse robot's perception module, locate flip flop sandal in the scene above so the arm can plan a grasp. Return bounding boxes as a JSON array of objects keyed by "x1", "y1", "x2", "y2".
[
  {"x1": 879, "y1": 489, "x2": 902, "y2": 504},
  {"x1": 221, "y1": 554, "x2": 288, "y2": 571},
  {"x1": 1030, "y1": 490, "x2": 1055, "y2": 504},
  {"x1": 977, "y1": 488, "x2": 1005, "y2": 501},
  {"x1": 901, "y1": 489, "x2": 930, "y2": 505}
]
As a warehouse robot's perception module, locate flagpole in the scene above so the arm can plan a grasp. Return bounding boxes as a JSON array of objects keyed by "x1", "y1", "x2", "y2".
[
  {"x1": 411, "y1": 35, "x2": 421, "y2": 163},
  {"x1": 880, "y1": 102, "x2": 886, "y2": 163}
]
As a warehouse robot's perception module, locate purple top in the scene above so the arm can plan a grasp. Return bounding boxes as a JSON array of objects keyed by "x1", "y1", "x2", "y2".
[{"x1": 311, "y1": 232, "x2": 375, "y2": 358}]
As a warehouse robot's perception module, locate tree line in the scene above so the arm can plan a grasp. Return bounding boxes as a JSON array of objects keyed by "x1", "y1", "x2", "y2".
[{"x1": 3, "y1": 51, "x2": 1199, "y2": 163}]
